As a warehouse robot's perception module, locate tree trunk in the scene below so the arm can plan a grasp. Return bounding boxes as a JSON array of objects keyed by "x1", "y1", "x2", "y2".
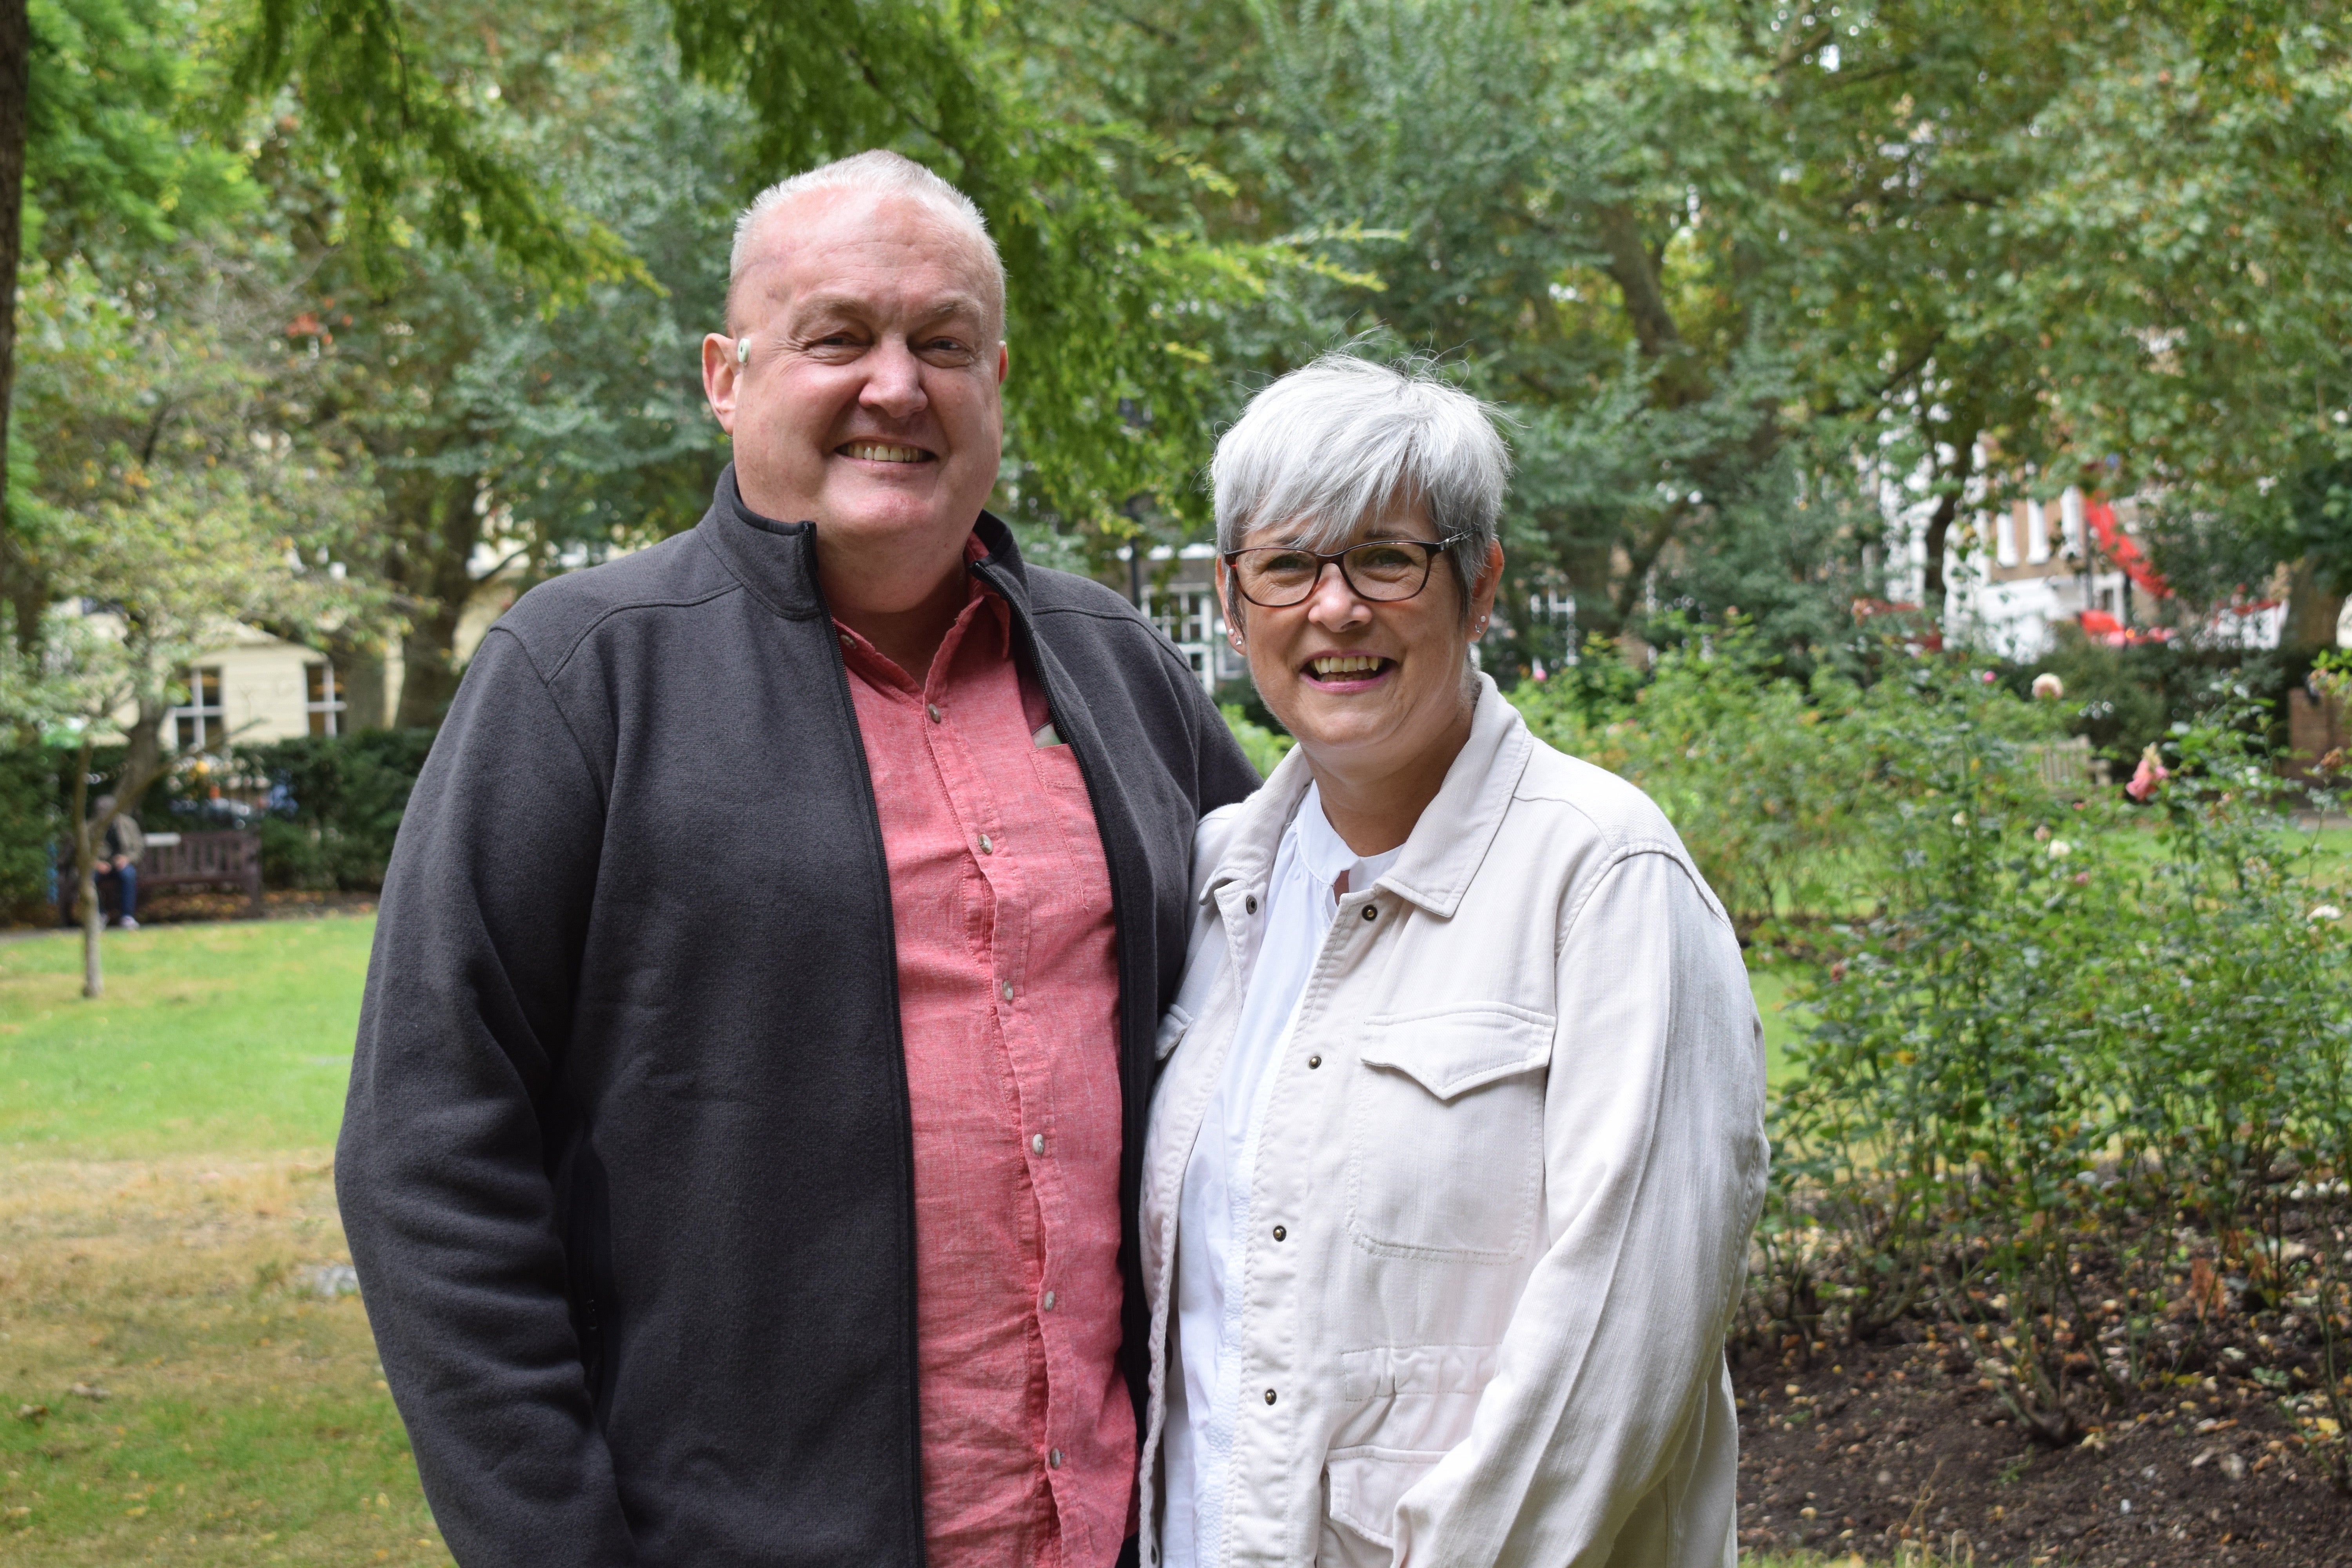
[
  {"x1": 71, "y1": 702, "x2": 171, "y2": 1000},
  {"x1": 69, "y1": 731, "x2": 102, "y2": 997},
  {"x1": 388, "y1": 476, "x2": 483, "y2": 729},
  {"x1": 1919, "y1": 430, "x2": 1982, "y2": 626},
  {"x1": 2282, "y1": 554, "x2": 2345, "y2": 654},
  {"x1": 0, "y1": 0, "x2": 34, "y2": 656}
]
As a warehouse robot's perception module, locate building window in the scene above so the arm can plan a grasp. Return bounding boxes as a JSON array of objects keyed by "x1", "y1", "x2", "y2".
[
  {"x1": 306, "y1": 662, "x2": 346, "y2": 737},
  {"x1": 1148, "y1": 588, "x2": 1218, "y2": 646},
  {"x1": 172, "y1": 667, "x2": 225, "y2": 752}
]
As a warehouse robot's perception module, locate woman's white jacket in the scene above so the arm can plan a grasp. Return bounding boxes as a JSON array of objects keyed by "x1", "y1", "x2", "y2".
[{"x1": 1139, "y1": 677, "x2": 1769, "y2": 1567}]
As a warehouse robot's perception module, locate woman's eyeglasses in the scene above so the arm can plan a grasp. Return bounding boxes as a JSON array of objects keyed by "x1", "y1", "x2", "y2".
[{"x1": 1221, "y1": 537, "x2": 1461, "y2": 608}]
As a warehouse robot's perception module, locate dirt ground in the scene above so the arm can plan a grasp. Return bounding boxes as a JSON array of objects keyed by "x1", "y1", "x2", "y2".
[{"x1": 1733, "y1": 1330, "x2": 2352, "y2": 1565}]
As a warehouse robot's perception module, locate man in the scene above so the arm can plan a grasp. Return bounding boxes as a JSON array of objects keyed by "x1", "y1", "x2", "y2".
[
  {"x1": 338, "y1": 151, "x2": 1256, "y2": 1568},
  {"x1": 62, "y1": 796, "x2": 142, "y2": 930}
]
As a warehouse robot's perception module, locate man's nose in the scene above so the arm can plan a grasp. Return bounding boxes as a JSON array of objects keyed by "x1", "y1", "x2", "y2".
[{"x1": 859, "y1": 338, "x2": 929, "y2": 419}]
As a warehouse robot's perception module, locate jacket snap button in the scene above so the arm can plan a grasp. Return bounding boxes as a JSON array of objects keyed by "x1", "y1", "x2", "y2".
[
  {"x1": 1272, "y1": 1225, "x2": 1285, "y2": 1241},
  {"x1": 1245, "y1": 895, "x2": 1258, "y2": 914},
  {"x1": 1361, "y1": 905, "x2": 1377, "y2": 921},
  {"x1": 1307, "y1": 1055, "x2": 1321, "y2": 1069},
  {"x1": 1263, "y1": 1389, "x2": 1277, "y2": 1405}
]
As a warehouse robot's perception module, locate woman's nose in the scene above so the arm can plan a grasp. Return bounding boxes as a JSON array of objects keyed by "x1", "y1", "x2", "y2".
[{"x1": 1304, "y1": 561, "x2": 1370, "y2": 628}]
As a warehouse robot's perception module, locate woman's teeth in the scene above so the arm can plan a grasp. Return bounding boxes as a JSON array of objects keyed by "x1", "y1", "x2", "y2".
[
  {"x1": 1310, "y1": 655, "x2": 1386, "y2": 677},
  {"x1": 842, "y1": 442, "x2": 927, "y2": 463}
]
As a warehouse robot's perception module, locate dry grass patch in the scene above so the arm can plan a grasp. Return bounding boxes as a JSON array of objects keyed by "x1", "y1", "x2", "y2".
[{"x1": 0, "y1": 1154, "x2": 448, "y2": 1564}]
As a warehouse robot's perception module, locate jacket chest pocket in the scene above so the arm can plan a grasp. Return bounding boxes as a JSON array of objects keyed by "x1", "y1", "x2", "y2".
[{"x1": 1343, "y1": 1005, "x2": 1553, "y2": 1261}]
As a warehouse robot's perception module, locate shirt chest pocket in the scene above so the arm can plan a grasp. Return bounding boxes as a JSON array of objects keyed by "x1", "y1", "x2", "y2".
[{"x1": 1343, "y1": 1005, "x2": 1554, "y2": 1262}]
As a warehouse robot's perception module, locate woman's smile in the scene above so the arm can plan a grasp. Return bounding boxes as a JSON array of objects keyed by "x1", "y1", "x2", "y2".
[{"x1": 1301, "y1": 652, "x2": 1396, "y2": 691}]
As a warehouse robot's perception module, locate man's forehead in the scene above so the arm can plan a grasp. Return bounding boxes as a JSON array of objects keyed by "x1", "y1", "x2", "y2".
[{"x1": 736, "y1": 189, "x2": 1001, "y2": 327}]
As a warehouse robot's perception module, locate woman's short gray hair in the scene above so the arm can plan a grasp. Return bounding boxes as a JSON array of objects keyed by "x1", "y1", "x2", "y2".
[
  {"x1": 728, "y1": 150, "x2": 1005, "y2": 330},
  {"x1": 1212, "y1": 354, "x2": 1508, "y2": 622}
]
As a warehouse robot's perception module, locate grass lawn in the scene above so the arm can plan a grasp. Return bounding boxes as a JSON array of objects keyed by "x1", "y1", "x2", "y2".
[
  {"x1": 0, "y1": 916, "x2": 443, "y2": 1565},
  {"x1": 1, "y1": 919, "x2": 372, "y2": 1159}
]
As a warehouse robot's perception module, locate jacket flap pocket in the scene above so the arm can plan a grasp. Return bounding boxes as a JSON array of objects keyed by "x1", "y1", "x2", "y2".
[
  {"x1": 1356, "y1": 1005, "x2": 1554, "y2": 1101},
  {"x1": 1154, "y1": 1004, "x2": 1193, "y2": 1062},
  {"x1": 1338, "y1": 1343, "x2": 1501, "y2": 1403}
]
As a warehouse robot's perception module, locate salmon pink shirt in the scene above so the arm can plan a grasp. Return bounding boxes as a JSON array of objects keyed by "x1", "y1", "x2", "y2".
[{"x1": 835, "y1": 543, "x2": 1133, "y2": 1568}]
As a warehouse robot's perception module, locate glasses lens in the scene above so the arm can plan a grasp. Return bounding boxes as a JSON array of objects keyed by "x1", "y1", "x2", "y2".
[
  {"x1": 1343, "y1": 541, "x2": 1433, "y2": 599},
  {"x1": 1236, "y1": 548, "x2": 1321, "y2": 605}
]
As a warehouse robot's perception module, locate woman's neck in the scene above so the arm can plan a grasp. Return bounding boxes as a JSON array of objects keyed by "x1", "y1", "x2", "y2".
[{"x1": 1305, "y1": 695, "x2": 1476, "y2": 858}]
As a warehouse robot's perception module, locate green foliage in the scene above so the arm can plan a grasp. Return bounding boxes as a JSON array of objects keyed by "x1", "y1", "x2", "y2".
[
  {"x1": 1218, "y1": 701, "x2": 1291, "y2": 780},
  {"x1": 239, "y1": 731, "x2": 434, "y2": 891},
  {"x1": 1512, "y1": 624, "x2": 2058, "y2": 927},
  {"x1": 1764, "y1": 707, "x2": 2352, "y2": 1446},
  {"x1": 24, "y1": 0, "x2": 254, "y2": 258},
  {"x1": 2022, "y1": 628, "x2": 2272, "y2": 765},
  {"x1": 0, "y1": 746, "x2": 62, "y2": 920},
  {"x1": 231, "y1": 0, "x2": 641, "y2": 300}
]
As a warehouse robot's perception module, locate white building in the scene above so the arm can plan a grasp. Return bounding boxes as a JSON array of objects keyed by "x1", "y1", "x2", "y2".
[{"x1": 1940, "y1": 486, "x2": 2332, "y2": 657}]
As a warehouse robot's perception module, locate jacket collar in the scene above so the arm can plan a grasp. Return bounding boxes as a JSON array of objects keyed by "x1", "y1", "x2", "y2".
[
  {"x1": 1202, "y1": 672, "x2": 1533, "y2": 920},
  {"x1": 694, "y1": 463, "x2": 1027, "y2": 622}
]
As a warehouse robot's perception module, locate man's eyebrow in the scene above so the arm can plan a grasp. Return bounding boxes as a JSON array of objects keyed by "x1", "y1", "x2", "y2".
[{"x1": 783, "y1": 290, "x2": 993, "y2": 332}]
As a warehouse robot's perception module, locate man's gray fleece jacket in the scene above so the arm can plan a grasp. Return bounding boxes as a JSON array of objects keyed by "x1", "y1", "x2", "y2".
[{"x1": 336, "y1": 468, "x2": 1258, "y2": 1566}]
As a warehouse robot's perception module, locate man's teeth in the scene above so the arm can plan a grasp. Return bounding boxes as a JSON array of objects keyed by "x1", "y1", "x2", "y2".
[
  {"x1": 843, "y1": 442, "x2": 927, "y2": 463},
  {"x1": 1311, "y1": 655, "x2": 1386, "y2": 677}
]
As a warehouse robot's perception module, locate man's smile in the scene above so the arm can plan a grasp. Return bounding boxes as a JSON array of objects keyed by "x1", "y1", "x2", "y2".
[{"x1": 839, "y1": 441, "x2": 934, "y2": 463}]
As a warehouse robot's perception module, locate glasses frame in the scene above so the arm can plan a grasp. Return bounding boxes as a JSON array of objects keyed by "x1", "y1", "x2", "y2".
[{"x1": 1220, "y1": 535, "x2": 1465, "y2": 609}]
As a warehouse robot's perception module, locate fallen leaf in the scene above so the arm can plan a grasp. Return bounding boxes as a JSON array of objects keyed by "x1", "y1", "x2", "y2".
[{"x1": 68, "y1": 1383, "x2": 109, "y2": 1402}]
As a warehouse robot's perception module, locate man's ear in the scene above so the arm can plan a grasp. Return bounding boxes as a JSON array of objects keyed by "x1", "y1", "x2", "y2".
[
  {"x1": 995, "y1": 340, "x2": 1009, "y2": 387},
  {"x1": 701, "y1": 332, "x2": 742, "y2": 431}
]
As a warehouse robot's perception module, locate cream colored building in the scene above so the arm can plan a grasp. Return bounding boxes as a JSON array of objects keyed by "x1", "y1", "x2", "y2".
[{"x1": 163, "y1": 624, "x2": 350, "y2": 749}]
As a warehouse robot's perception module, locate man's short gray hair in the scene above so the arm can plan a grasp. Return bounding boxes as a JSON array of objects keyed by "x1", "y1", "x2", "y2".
[
  {"x1": 728, "y1": 150, "x2": 1006, "y2": 330},
  {"x1": 1212, "y1": 354, "x2": 1509, "y2": 621}
]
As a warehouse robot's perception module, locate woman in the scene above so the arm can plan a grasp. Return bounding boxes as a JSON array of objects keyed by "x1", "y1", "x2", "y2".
[{"x1": 1139, "y1": 356, "x2": 1767, "y2": 1567}]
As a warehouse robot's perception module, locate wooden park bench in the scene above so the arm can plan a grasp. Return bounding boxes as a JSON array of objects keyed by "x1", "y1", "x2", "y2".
[
  {"x1": 138, "y1": 830, "x2": 266, "y2": 917},
  {"x1": 2031, "y1": 734, "x2": 2102, "y2": 796}
]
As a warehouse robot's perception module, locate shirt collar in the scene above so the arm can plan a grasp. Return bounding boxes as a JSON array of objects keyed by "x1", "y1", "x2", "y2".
[
  {"x1": 830, "y1": 534, "x2": 1006, "y2": 694},
  {"x1": 1203, "y1": 672, "x2": 1534, "y2": 919}
]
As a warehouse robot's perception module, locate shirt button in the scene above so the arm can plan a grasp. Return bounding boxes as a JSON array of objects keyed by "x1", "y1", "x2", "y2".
[
  {"x1": 1307, "y1": 1055, "x2": 1322, "y2": 1069},
  {"x1": 1263, "y1": 1389, "x2": 1277, "y2": 1405},
  {"x1": 926, "y1": 703, "x2": 942, "y2": 723},
  {"x1": 1271, "y1": 1225, "x2": 1286, "y2": 1241},
  {"x1": 1043, "y1": 1290, "x2": 1057, "y2": 1310},
  {"x1": 978, "y1": 834, "x2": 994, "y2": 855},
  {"x1": 838, "y1": 633, "x2": 853, "y2": 651},
  {"x1": 1031, "y1": 1133, "x2": 1045, "y2": 1155},
  {"x1": 1048, "y1": 1448, "x2": 1064, "y2": 1469},
  {"x1": 1001, "y1": 981, "x2": 1014, "y2": 1003}
]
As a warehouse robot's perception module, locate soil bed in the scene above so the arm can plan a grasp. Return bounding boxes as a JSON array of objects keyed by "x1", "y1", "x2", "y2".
[{"x1": 1732, "y1": 1331, "x2": 2352, "y2": 1564}]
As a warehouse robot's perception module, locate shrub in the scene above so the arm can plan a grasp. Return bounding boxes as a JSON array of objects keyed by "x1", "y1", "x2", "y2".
[
  {"x1": 239, "y1": 730, "x2": 435, "y2": 891},
  {"x1": 1512, "y1": 622, "x2": 2055, "y2": 929},
  {"x1": 0, "y1": 746, "x2": 63, "y2": 920},
  {"x1": 1765, "y1": 706, "x2": 2352, "y2": 1455},
  {"x1": 1220, "y1": 702, "x2": 1294, "y2": 780}
]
